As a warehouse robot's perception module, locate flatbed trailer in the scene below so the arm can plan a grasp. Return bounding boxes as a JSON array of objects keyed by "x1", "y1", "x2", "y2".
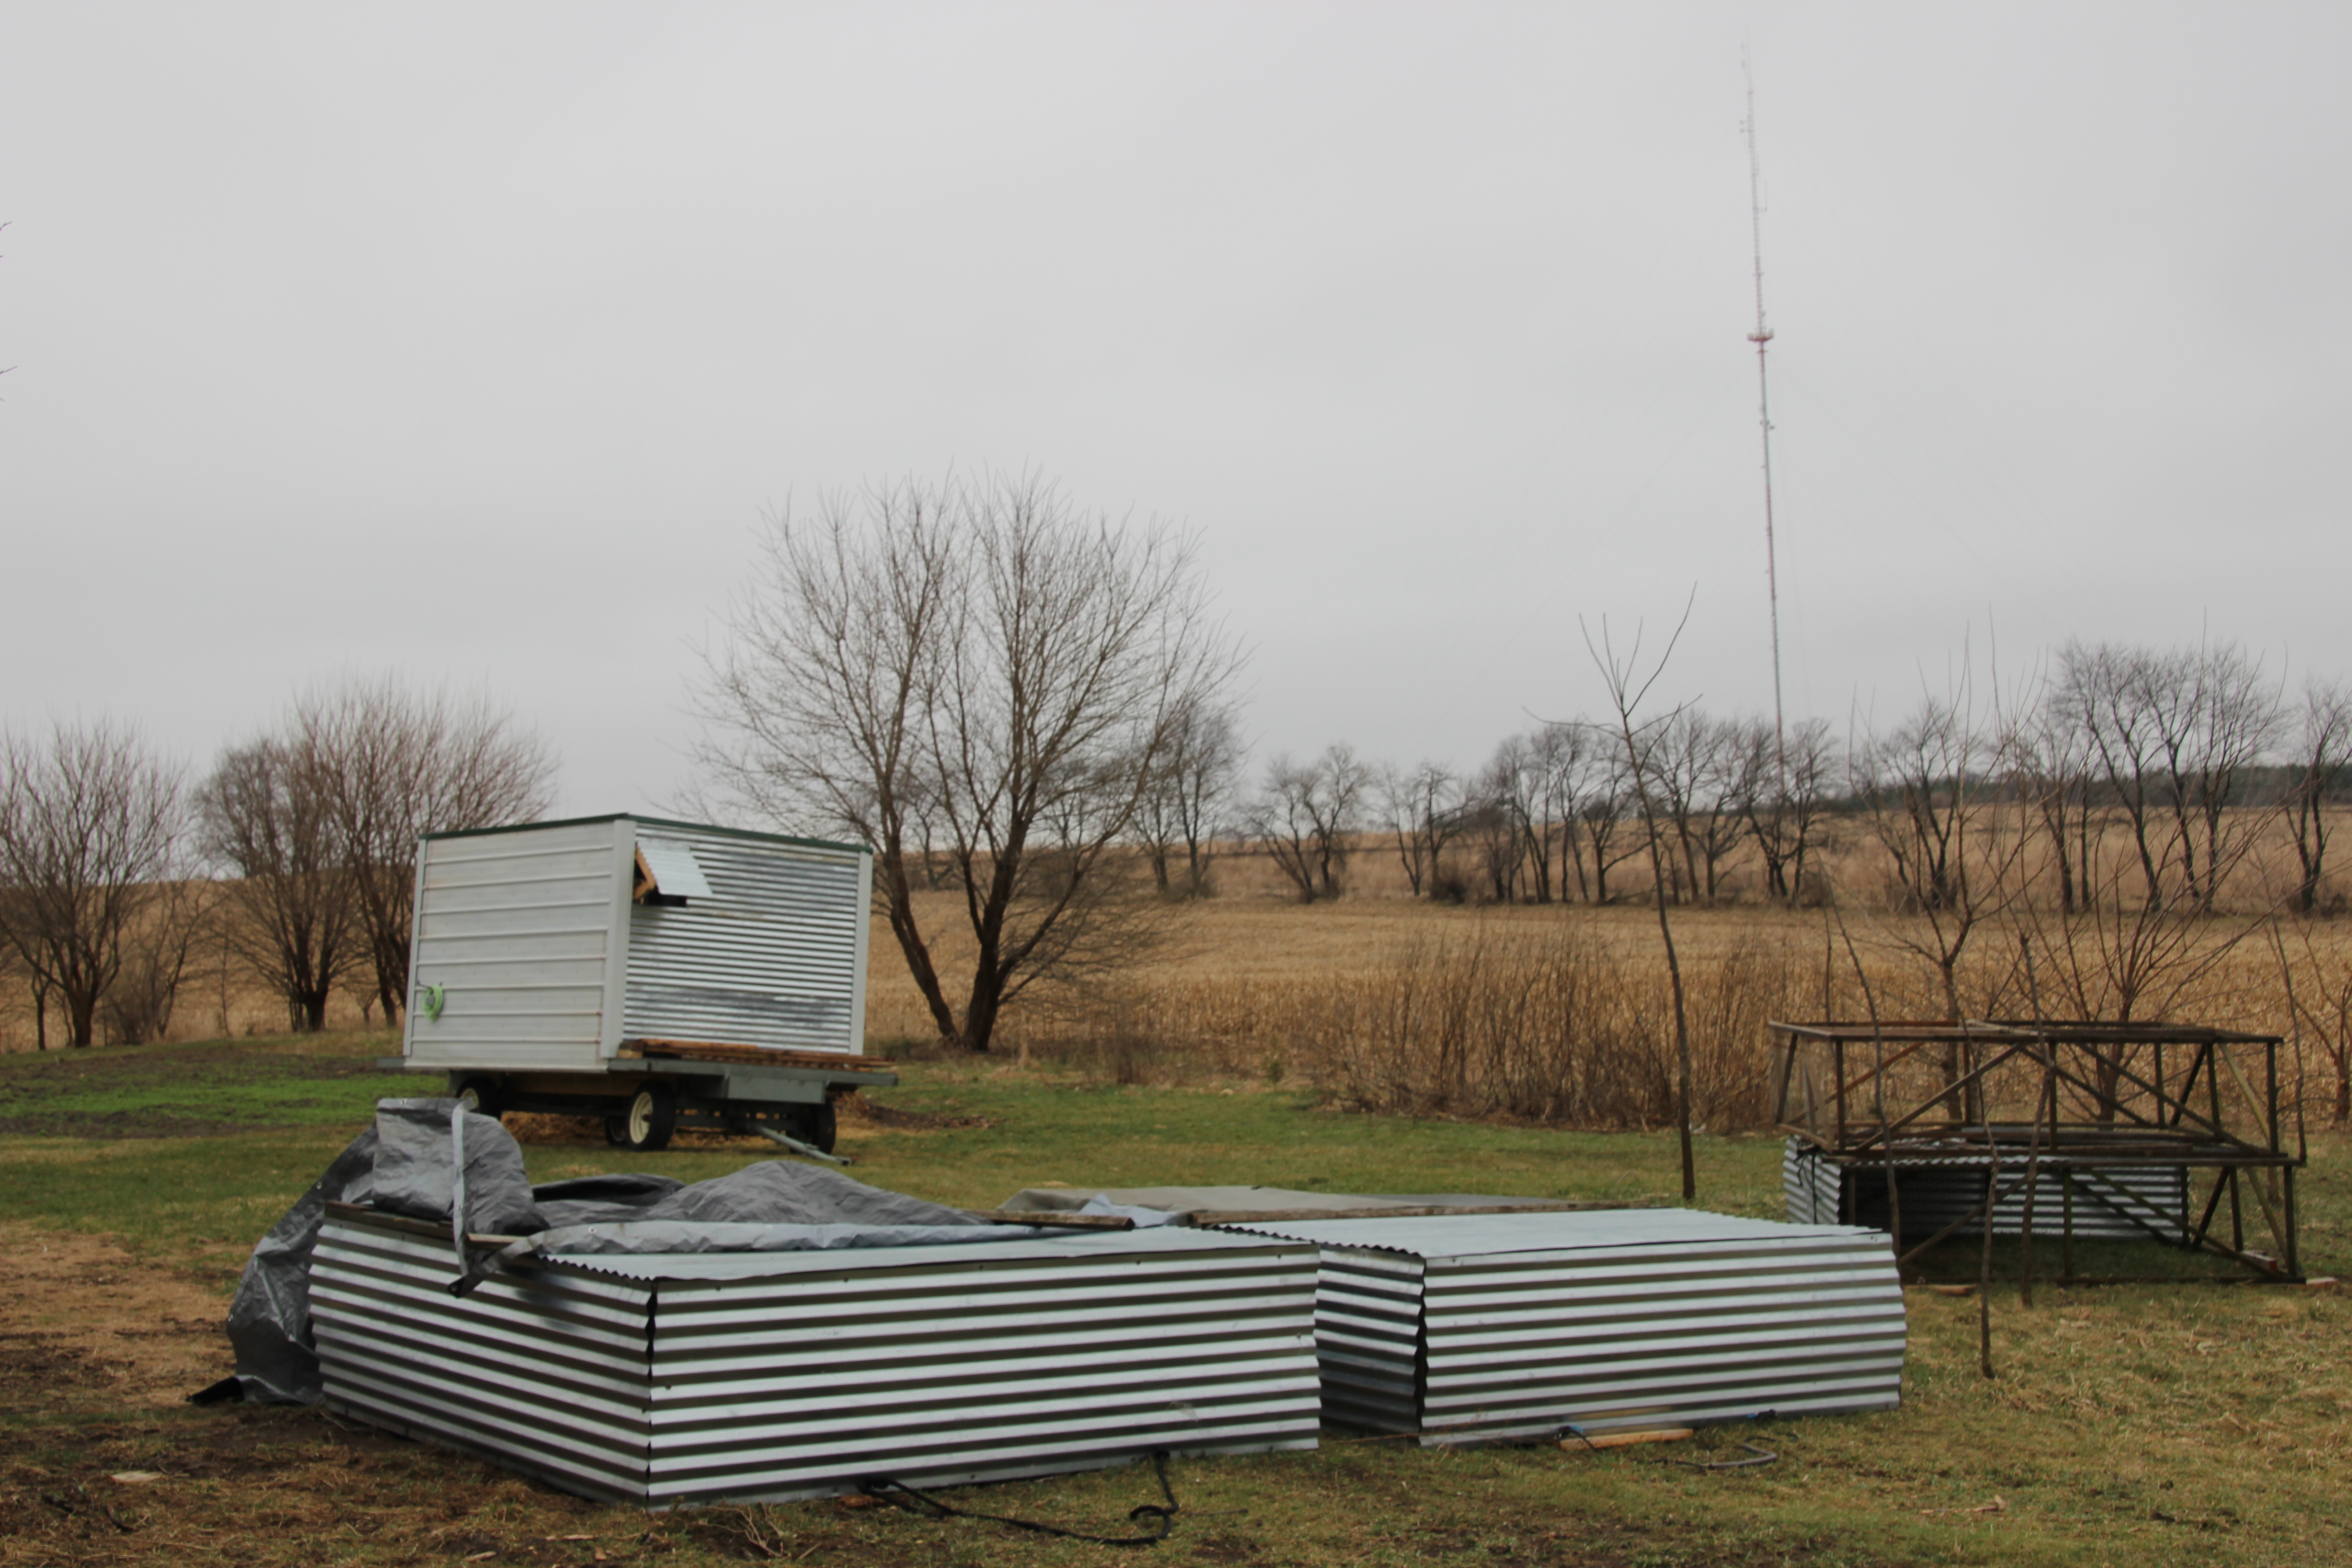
[
  {"x1": 387, "y1": 813, "x2": 892, "y2": 1151},
  {"x1": 375, "y1": 1044, "x2": 898, "y2": 1152}
]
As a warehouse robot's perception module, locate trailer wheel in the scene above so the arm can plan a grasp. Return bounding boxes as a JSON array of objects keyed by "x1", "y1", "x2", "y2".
[
  {"x1": 622, "y1": 1084, "x2": 677, "y2": 1152},
  {"x1": 452, "y1": 1078, "x2": 504, "y2": 1119},
  {"x1": 603, "y1": 1114, "x2": 630, "y2": 1146},
  {"x1": 787, "y1": 1099, "x2": 838, "y2": 1154}
]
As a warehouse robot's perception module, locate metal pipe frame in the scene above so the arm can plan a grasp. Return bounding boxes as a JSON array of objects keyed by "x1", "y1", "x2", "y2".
[{"x1": 1770, "y1": 1019, "x2": 2304, "y2": 1284}]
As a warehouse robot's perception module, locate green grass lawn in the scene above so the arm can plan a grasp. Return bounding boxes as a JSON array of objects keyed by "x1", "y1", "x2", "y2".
[{"x1": 5, "y1": 1032, "x2": 2350, "y2": 1567}]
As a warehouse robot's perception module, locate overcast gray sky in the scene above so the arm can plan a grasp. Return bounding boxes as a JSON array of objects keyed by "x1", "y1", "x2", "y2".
[{"x1": 5, "y1": 3, "x2": 2347, "y2": 815}]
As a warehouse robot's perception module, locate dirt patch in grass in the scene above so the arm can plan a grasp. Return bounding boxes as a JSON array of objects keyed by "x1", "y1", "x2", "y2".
[{"x1": 0, "y1": 1225, "x2": 230, "y2": 1414}]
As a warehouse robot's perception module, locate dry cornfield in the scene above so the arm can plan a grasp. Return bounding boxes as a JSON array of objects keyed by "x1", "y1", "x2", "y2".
[{"x1": 870, "y1": 892, "x2": 2352, "y2": 1133}]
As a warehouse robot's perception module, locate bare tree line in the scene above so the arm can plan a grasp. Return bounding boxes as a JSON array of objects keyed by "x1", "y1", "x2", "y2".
[
  {"x1": 0, "y1": 680, "x2": 551, "y2": 1048},
  {"x1": 1234, "y1": 711, "x2": 1841, "y2": 909},
  {"x1": 1210, "y1": 641, "x2": 2351, "y2": 926}
]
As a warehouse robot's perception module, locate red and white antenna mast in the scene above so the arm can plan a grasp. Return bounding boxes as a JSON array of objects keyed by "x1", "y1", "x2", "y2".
[{"x1": 1744, "y1": 51, "x2": 1788, "y2": 791}]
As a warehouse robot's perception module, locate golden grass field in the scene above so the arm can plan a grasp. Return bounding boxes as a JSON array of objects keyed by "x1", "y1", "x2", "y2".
[{"x1": 864, "y1": 887, "x2": 2352, "y2": 1134}]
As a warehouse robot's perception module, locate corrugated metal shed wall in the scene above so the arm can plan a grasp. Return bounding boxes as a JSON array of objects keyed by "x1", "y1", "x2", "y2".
[
  {"x1": 1230, "y1": 1210, "x2": 1905, "y2": 1444},
  {"x1": 311, "y1": 1215, "x2": 1322, "y2": 1504},
  {"x1": 405, "y1": 818, "x2": 627, "y2": 1071},
  {"x1": 1783, "y1": 1140, "x2": 2189, "y2": 1243},
  {"x1": 621, "y1": 823, "x2": 871, "y2": 1055}
]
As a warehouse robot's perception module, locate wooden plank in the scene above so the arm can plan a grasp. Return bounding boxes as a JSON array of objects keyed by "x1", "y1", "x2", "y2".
[
  {"x1": 1561, "y1": 1428, "x2": 1693, "y2": 1451},
  {"x1": 971, "y1": 1210, "x2": 1137, "y2": 1230},
  {"x1": 618, "y1": 1038, "x2": 897, "y2": 1073},
  {"x1": 1198, "y1": 1200, "x2": 1656, "y2": 1226}
]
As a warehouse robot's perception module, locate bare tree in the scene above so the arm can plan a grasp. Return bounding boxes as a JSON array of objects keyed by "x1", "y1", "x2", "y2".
[
  {"x1": 1647, "y1": 708, "x2": 1744, "y2": 904},
  {"x1": 1529, "y1": 721, "x2": 1592, "y2": 903},
  {"x1": 1999, "y1": 653, "x2": 2287, "y2": 1119},
  {"x1": 0, "y1": 719, "x2": 191, "y2": 1048},
  {"x1": 1852, "y1": 682, "x2": 2028, "y2": 1025},
  {"x1": 1247, "y1": 745, "x2": 1369, "y2": 903},
  {"x1": 2056, "y1": 640, "x2": 2284, "y2": 912},
  {"x1": 2005, "y1": 686, "x2": 2094, "y2": 915},
  {"x1": 1727, "y1": 714, "x2": 1835, "y2": 904},
  {"x1": 1136, "y1": 701, "x2": 1243, "y2": 898},
  {"x1": 2155, "y1": 643, "x2": 2284, "y2": 912},
  {"x1": 100, "y1": 876, "x2": 214, "y2": 1045},
  {"x1": 2283, "y1": 916, "x2": 2352, "y2": 1122},
  {"x1": 2281, "y1": 680, "x2": 2352, "y2": 916},
  {"x1": 2054, "y1": 642, "x2": 2167, "y2": 907},
  {"x1": 1574, "y1": 750, "x2": 1646, "y2": 904},
  {"x1": 300, "y1": 676, "x2": 556, "y2": 1027},
  {"x1": 699, "y1": 472, "x2": 1242, "y2": 1054},
  {"x1": 1378, "y1": 759, "x2": 1462, "y2": 900},
  {"x1": 1471, "y1": 735, "x2": 1539, "y2": 903},
  {"x1": 1580, "y1": 608, "x2": 1698, "y2": 1201},
  {"x1": 198, "y1": 732, "x2": 362, "y2": 1032}
]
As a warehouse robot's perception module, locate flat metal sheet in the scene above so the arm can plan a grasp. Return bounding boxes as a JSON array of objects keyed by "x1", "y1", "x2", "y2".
[
  {"x1": 1228, "y1": 1207, "x2": 1846, "y2": 1259},
  {"x1": 1000, "y1": 1185, "x2": 1553, "y2": 1215},
  {"x1": 635, "y1": 836, "x2": 714, "y2": 900},
  {"x1": 543, "y1": 1224, "x2": 1273, "y2": 1280}
]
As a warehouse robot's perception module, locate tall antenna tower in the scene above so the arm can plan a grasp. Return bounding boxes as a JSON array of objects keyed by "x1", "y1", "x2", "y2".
[{"x1": 1743, "y1": 52, "x2": 1788, "y2": 790}]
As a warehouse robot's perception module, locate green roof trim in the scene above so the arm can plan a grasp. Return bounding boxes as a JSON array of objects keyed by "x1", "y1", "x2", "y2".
[{"x1": 421, "y1": 812, "x2": 872, "y2": 857}]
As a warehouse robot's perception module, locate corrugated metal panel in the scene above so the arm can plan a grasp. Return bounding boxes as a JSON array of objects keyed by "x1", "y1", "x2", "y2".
[
  {"x1": 1784, "y1": 1140, "x2": 1830, "y2": 1224},
  {"x1": 1227, "y1": 1209, "x2": 1905, "y2": 1444},
  {"x1": 406, "y1": 819, "x2": 624, "y2": 1071},
  {"x1": 1416, "y1": 1232, "x2": 1904, "y2": 1441},
  {"x1": 1783, "y1": 1140, "x2": 2189, "y2": 1243},
  {"x1": 311, "y1": 1216, "x2": 1322, "y2": 1504},
  {"x1": 309, "y1": 1216, "x2": 655, "y2": 1499},
  {"x1": 622, "y1": 825, "x2": 868, "y2": 1055},
  {"x1": 1310, "y1": 1250, "x2": 1422, "y2": 1432},
  {"x1": 640, "y1": 1240, "x2": 1320, "y2": 1504}
]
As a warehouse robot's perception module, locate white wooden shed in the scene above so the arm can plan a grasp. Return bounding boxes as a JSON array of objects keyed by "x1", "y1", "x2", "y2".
[{"x1": 402, "y1": 814, "x2": 874, "y2": 1075}]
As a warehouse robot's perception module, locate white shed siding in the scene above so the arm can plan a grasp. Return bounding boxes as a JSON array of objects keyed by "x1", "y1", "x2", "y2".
[
  {"x1": 405, "y1": 818, "x2": 627, "y2": 1071},
  {"x1": 620, "y1": 824, "x2": 869, "y2": 1055}
]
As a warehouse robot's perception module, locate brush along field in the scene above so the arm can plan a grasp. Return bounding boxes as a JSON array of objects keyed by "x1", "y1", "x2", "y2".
[
  {"x1": 5, "y1": 997, "x2": 2352, "y2": 1567},
  {"x1": 870, "y1": 892, "x2": 2352, "y2": 1138}
]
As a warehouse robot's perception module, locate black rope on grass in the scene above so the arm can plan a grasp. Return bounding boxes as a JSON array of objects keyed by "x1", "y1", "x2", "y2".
[{"x1": 861, "y1": 1449, "x2": 1180, "y2": 1547}]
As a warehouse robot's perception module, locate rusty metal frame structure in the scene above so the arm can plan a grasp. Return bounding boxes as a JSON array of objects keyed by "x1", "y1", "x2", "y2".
[{"x1": 1769, "y1": 1019, "x2": 2303, "y2": 1283}]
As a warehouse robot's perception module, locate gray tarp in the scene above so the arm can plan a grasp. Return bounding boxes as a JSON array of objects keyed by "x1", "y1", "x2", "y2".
[
  {"x1": 370, "y1": 1097, "x2": 540, "y2": 1236},
  {"x1": 226, "y1": 1098, "x2": 994, "y2": 1404},
  {"x1": 224, "y1": 1130, "x2": 379, "y2": 1404}
]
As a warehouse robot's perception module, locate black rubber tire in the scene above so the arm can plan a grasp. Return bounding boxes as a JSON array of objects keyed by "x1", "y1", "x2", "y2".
[
  {"x1": 785, "y1": 1098, "x2": 839, "y2": 1155},
  {"x1": 603, "y1": 1114, "x2": 630, "y2": 1147},
  {"x1": 452, "y1": 1078, "x2": 504, "y2": 1119},
  {"x1": 621, "y1": 1083, "x2": 677, "y2": 1152}
]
